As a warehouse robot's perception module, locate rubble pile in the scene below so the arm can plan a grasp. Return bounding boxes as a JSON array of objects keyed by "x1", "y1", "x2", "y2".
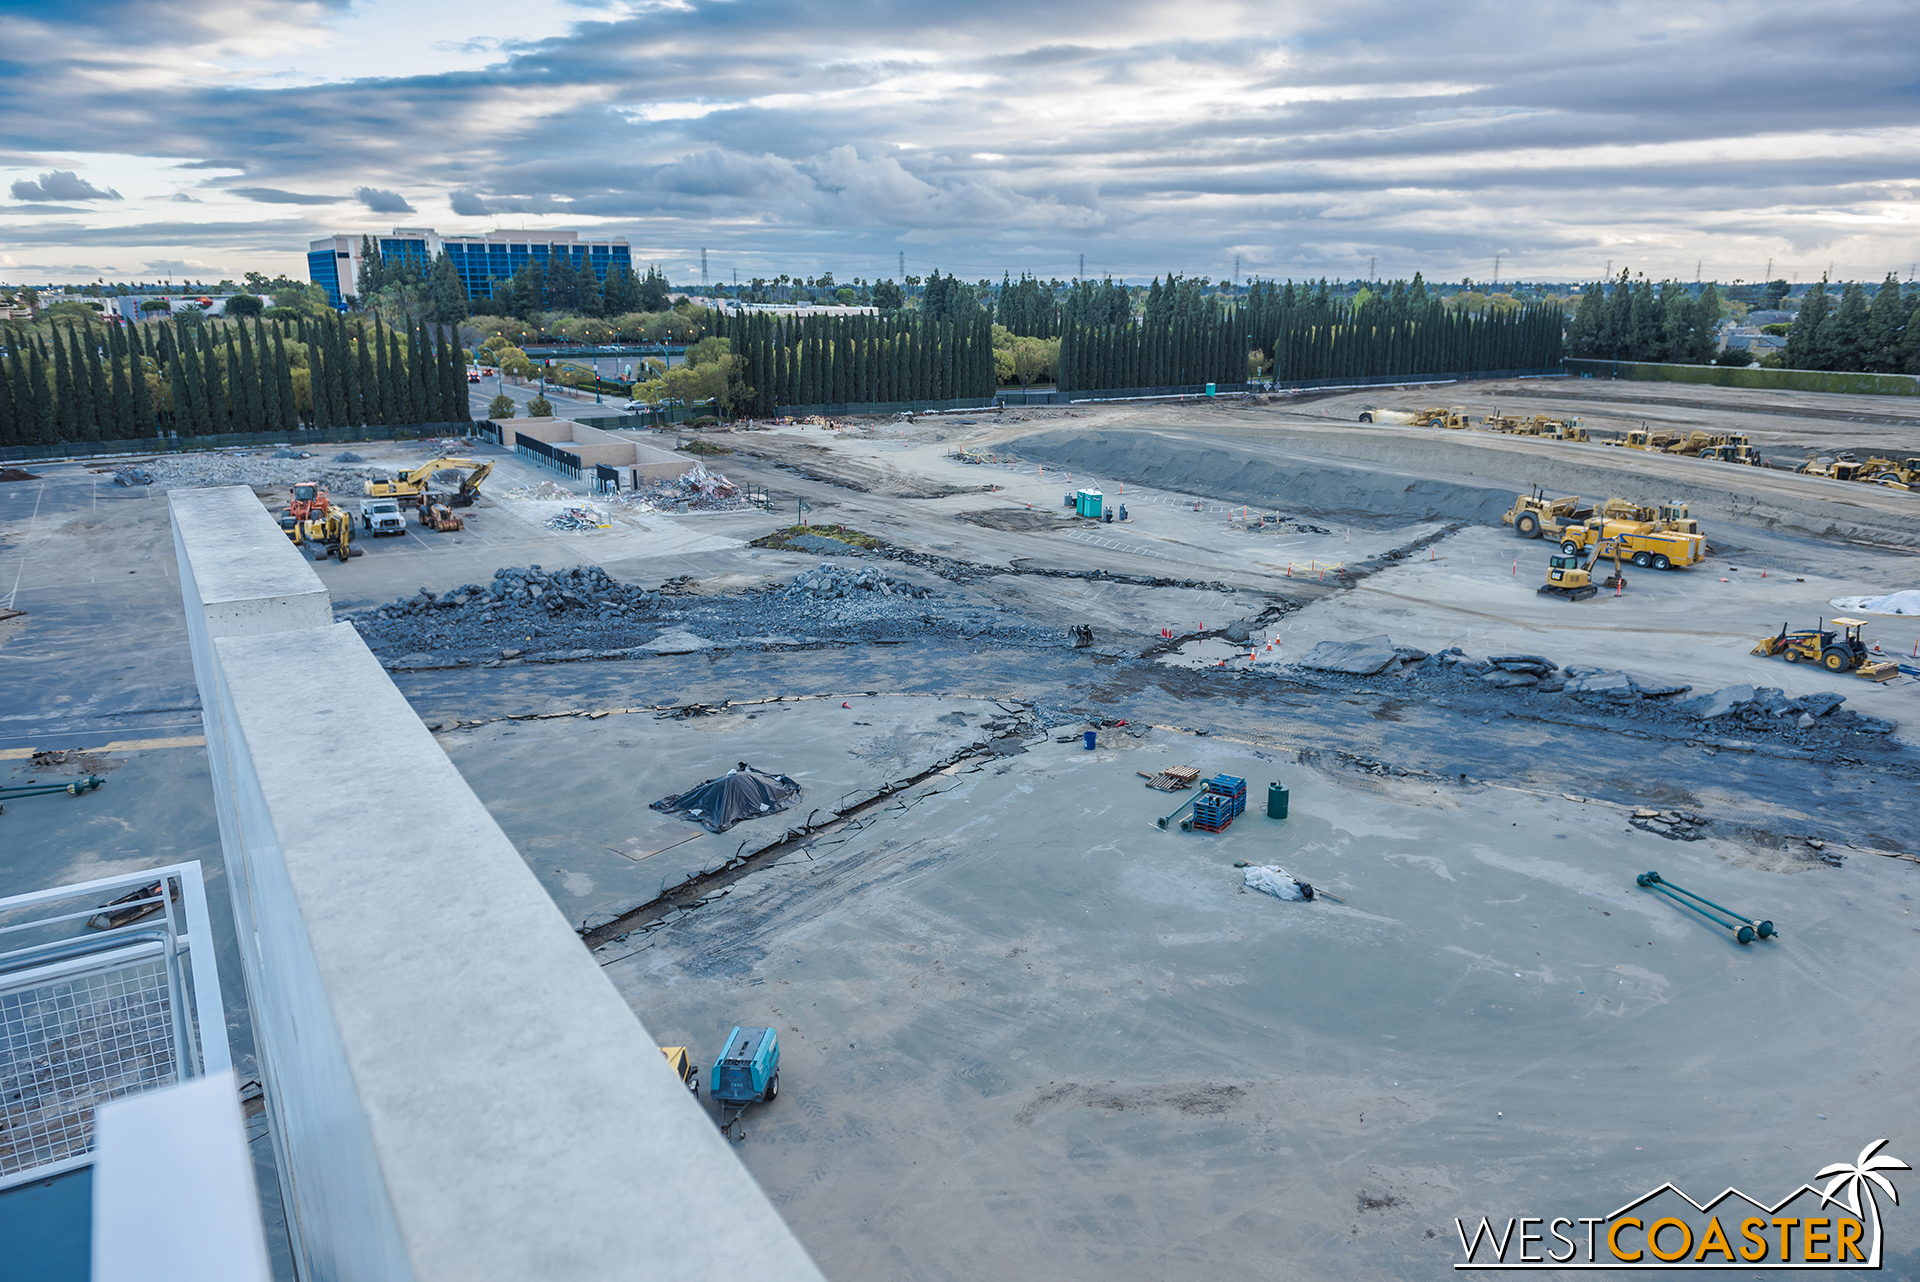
[
  {"x1": 128, "y1": 452, "x2": 378, "y2": 493},
  {"x1": 783, "y1": 564, "x2": 933, "y2": 601},
  {"x1": 346, "y1": 561, "x2": 1059, "y2": 662}
]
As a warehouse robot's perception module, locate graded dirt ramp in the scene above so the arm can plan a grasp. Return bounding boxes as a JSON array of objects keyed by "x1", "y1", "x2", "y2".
[{"x1": 1012, "y1": 424, "x2": 1920, "y2": 546}]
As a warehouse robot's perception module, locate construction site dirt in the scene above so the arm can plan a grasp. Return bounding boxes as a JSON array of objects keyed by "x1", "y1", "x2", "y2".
[{"x1": 4, "y1": 378, "x2": 1918, "y2": 1280}]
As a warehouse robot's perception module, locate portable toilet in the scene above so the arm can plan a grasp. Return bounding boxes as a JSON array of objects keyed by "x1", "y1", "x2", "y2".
[
  {"x1": 1205, "y1": 382, "x2": 1217, "y2": 397},
  {"x1": 1076, "y1": 488, "x2": 1104, "y2": 519}
]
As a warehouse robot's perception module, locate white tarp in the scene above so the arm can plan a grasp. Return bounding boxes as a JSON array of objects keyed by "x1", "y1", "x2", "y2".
[{"x1": 1245, "y1": 865, "x2": 1309, "y2": 901}]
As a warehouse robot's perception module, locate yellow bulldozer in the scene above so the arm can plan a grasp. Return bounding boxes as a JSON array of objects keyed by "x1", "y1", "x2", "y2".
[
  {"x1": 1404, "y1": 405, "x2": 1470, "y2": 429},
  {"x1": 1752, "y1": 618, "x2": 1900, "y2": 680},
  {"x1": 1604, "y1": 427, "x2": 1679, "y2": 451},
  {"x1": 365, "y1": 457, "x2": 493, "y2": 508},
  {"x1": 286, "y1": 508, "x2": 362, "y2": 562}
]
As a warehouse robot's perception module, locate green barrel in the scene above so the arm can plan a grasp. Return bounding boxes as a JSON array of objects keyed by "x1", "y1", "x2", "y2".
[{"x1": 1267, "y1": 782, "x2": 1289, "y2": 819}]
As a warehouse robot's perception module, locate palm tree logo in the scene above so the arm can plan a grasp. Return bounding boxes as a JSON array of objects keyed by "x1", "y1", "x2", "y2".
[{"x1": 1815, "y1": 1138, "x2": 1909, "y2": 1265}]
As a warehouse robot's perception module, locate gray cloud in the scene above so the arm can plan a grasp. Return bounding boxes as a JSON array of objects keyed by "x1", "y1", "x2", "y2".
[
  {"x1": 353, "y1": 186, "x2": 415, "y2": 213},
  {"x1": 1, "y1": 0, "x2": 1915, "y2": 282},
  {"x1": 230, "y1": 187, "x2": 340, "y2": 205},
  {"x1": 448, "y1": 189, "x2": 571, "y2": 216},
  {"x1": 10, "y1": 170, "x2": 121, "y2": 201}
]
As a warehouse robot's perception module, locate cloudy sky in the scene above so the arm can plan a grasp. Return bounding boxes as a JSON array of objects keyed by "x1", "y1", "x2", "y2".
[{"x1": 2, "y1": 0, "x2": 1916, "y2": 288}]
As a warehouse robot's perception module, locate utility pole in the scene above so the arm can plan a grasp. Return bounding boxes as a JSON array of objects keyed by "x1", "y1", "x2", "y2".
[
  {"x1": 1694, "y1": 260, "x2": 1701, "y2": 283},
  {"x1": 1766, "y1": 258, "x2": 1773, "y2": 280},
  {"x1": 1606, "y1": 259, "x2": 1612, "y2": 280},
  {"x1": 1369, "y1": 256, "x2": 1376, "y2": 282},
  {"x1": 1493, "y1": 254, "x2": 1500, "y2": 288},
  {"x1": 1233, "y1": 254, "x2": 1240, "y2": 287},
  {"x1": 701, "y1": 248, "x2": 708, "y2": 292}
]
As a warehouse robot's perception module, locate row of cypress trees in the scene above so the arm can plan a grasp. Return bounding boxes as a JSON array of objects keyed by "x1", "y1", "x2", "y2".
[
  {"x1": 722, "y1": 310, "x2": 997, "y2": 414},
  {"x1": 0, "y1": 313, "x2": 470, "y2": 447}
]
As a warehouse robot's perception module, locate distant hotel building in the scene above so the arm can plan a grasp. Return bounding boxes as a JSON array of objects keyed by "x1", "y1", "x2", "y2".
[{"x1": 306, "y1": 228, "x2": 632, "y2": 308}]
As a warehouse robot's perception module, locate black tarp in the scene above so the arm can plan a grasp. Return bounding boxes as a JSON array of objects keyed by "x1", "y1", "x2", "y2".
[{"x1": 649, "y1": 763, "x2": 803, "y2": 833}]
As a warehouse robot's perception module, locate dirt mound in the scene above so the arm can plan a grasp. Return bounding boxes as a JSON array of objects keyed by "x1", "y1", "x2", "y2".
[{"x1": 0, "y1": 467, "x2": 39, "y2": 482}]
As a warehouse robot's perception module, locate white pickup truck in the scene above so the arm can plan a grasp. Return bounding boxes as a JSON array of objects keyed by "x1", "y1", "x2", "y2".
[{"x1": 358, "y1": 497, "x2": 407, "y2": 536}]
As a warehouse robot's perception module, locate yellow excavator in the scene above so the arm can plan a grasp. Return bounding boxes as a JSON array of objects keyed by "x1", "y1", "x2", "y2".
[
  {"x1": 365, "y1": 458, "x2": 493, "y2": 508},
  {"x1": 1538, "y1": 538, "x2": 1626, "y2": 602},
  {"x1": 286, "y1": 508, "x2": 361, "y2": 562}
]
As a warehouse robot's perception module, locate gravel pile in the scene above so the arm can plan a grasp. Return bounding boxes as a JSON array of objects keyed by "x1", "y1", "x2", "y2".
[
  {"x1": 346, "y1": 561, "x2": 1061, "y2": 662},
  {"x1": 135, "y1": 452, "x2": 380, "y2": 493},
  {"x1": 783, "y1": 564, "x2": 933, "y2": 601}
]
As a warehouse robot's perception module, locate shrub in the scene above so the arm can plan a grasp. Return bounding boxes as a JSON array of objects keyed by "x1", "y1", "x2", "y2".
[
  {"x1": 687, "y1": 415, "x2": 719, "y2": 427},
  {"x1": 225, "y1": 293, "x2": 263, "y2": 317},
  {"x1": 526, "y1": 394, "x2": 554, "y2": 417},
  {"x1": 488, "y1": 393, "x2": 516, "y2": 419}
]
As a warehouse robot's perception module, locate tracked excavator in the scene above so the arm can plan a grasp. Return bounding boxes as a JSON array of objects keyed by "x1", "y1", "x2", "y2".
[{"x1": 365, "y1": 458, "x2": 493, "y2": 508}]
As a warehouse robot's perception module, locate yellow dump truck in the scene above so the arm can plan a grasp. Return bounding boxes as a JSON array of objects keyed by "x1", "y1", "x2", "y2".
[{"x1": 1554, "y1": 501, "x2": 1706, "y2": 570}]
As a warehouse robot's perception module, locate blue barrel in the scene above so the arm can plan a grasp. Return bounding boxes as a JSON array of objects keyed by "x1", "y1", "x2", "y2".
[
  {"x1": 1267, "y1": 782, "x2": 1290, "y2": 819},
  {"x1": 1083, "y1": 730, "x2": 1097, "y2": 750}
]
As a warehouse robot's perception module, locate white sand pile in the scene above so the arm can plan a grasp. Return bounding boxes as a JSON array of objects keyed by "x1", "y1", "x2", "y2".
[{"x1": 1830, "y1": 590, "x2": 1920, "y2": 616}]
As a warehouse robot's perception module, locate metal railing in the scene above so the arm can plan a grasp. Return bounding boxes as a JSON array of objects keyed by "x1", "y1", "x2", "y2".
[
  {"x1": 0, "y1": 862, "x2": 230, "y2": 1190},
  {"x1": 515, "y1": 432, "x2": 581, "y2": 480}
]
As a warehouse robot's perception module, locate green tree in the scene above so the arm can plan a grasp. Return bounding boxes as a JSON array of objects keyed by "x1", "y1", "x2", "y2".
[
  {"x1": 356, "y1": 235, "x2": 385, "y2": 298},
  {"x1": 1864, "y1": 273, "x2": 1906, "y2": 372},
  {"x1": 1826, "y1": 282, "x2": 1870, "y2": 371},
  {"x1": 28, "y1": 344, "x2": 55, "y2": 443},
  {"x1": 226, "y1": 293, "x2": 263, "y2": 318},
  {"x1": 1690, "y1": 282, "x2": 1723, "y2": 363},
  {"x1": 198, "y1": 328, "x2": 226, "y2": 433},
  {"x1": 128, "y1": 326, "x2": 154, "y2": 435},
  {"x1": 107, "y1": 325, "x2": 133, "y2": 438},
  {"x1": 1786, "y1": 279, "x2": 1829, "y2": 368},
  {"x1": 526, "y1": 393, "x2": 553, "y2": 417},
  {"x1": 272, "y1": 329, "x2": 298, "y2": 430},
  {"x1": 429, "y1": 253, "x2": 468, "y2": 324},
  {"x1": 600, "y1": 265, "x2": 640, "y2": 314},
  {"x1": 236, "y1": 322, "x2": 264, "y2": 429},
  {"x1": 637, "y1": 265, "x2": 671, "y2": 312},
  {"x1": 488, "y1": 392, "x2": 516, "y2": 419}
]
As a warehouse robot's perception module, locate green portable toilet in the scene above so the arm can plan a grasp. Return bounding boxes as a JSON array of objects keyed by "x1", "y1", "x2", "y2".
[
  {"x1": 1205, "y1": 382, "x2": 1217, "y2": 397},
  {"x1": 1076, "y1": 488, "x2": 1103, "y2": 519}
]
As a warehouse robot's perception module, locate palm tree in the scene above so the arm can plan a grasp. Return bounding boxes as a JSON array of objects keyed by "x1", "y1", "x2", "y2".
[{"x1": 1816, "y1": 1138, "x2": 1909, "y2": 1265}]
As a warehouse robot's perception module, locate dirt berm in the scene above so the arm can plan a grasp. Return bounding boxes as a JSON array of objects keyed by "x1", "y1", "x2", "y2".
[{"x1": 1011, "y1": 424, "x2": 1920, "y2": 546}]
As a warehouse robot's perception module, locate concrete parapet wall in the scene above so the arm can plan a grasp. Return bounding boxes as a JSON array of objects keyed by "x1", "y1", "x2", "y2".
[{"x1": 170, "y1": 487, "x2": 823, "y2": 1282}]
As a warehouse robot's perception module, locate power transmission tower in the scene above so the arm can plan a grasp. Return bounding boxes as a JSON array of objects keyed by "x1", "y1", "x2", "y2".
[
  {"x1": 701, "y1": 248, "x2": 708, "y2": 291},
  {"x1": 1493, "y1": 254, "x2": 1500, "y2": 287},
  {"x1": 1765, "y1": 258, "x2": 1773, "y2": 280},
  {"x1": 1078, "y1": 253, "x2": 1084, "y2": 280},
  {"x1": 1233, "y1": 254, "x2": 1240, "y2": 286},
  {"x1": 1369, "y1": 256, "x2": 1376, "y2": 281},
  {"x1": 898, "y1": 251, "x2": 905, "y2": 281},
  {"x1": 1694, "y1": 260, "x2": 1701, "y2": 283}
]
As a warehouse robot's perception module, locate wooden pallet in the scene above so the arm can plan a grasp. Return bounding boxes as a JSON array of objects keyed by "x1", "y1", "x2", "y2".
[{"x1": 1139, "y1": 765, "x2": 1202, "y2": 792}]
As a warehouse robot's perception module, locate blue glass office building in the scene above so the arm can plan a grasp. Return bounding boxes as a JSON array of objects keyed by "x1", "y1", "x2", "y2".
[{"x1": 307, "y1": 228, "x2": 632, "y2": 308}]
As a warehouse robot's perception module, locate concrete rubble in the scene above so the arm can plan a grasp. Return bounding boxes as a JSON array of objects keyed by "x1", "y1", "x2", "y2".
[{"x1": 346, "y1": 561, "x2": 1059, "y2": 662}]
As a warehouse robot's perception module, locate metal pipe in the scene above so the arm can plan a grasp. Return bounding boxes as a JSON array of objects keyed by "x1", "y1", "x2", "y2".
[
  {"x1": 1641, "y1": 871, "x2": 1774, "y2": 938},
  {"x1": 1637, "y1": 874, "x2": 1756, "y2": 944}
]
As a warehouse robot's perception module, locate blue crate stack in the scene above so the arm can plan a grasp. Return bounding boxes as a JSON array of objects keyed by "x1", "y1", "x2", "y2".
[{"x1": 1191, "y1": 774, "x2": 1247, "y2": 833}]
